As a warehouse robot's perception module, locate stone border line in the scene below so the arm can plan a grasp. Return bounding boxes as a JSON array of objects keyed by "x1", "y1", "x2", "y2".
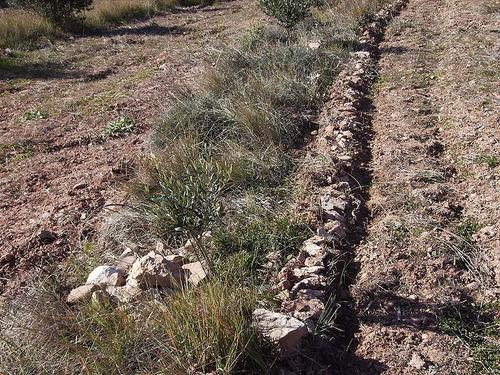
[{"x1": 252, "y1": 0, "x2": 410, "y2": 358}]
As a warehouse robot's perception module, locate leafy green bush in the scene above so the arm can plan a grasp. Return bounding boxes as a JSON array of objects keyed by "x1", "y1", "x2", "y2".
[
  {"x1": 8, "y1": 0, "x2": 93, "y2": 26},
  {"x1": 259, "y1": 0, "x2": 312, "y2": 28}
]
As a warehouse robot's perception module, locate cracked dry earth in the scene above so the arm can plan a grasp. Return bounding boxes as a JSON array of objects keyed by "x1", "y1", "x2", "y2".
[
  {"x1": 349, "y1": 0, "x2": 499, "y2": 374},
  {"x1": 0, "y1": 0, "x2": 263, "y2": 296}
]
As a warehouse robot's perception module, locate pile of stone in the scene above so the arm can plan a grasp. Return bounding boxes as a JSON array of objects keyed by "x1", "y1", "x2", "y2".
[
  {"x1": 252, "y1": 0, "x2": 409, "y2": 357},
  {"x1": 67, "y1": 241, "x2": 208, "y2": 305}
]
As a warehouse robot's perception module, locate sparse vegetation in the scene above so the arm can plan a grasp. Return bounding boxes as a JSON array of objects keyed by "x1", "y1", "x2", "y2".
[
  {"x1": 22, "y1": 108, "x2": 47, "y2": 120},
  {"x1": 0, "y1": 278, "x2": 273, "y2": 374},
  {"x1": 102, "y1": 117, "x2": 134, "y2": 137},
  {"x1": 478, "y1": 154, "x2": 500, "y2": 168},
  {"x1": 0, "y1": 9, "x2": 58, "y2": 49},
  {"x1": 0, "y1": 0, "x2": 216, "y2": 49},
  {"x1": 438, "y1": 303, "x2": 500, "y2": 374}
]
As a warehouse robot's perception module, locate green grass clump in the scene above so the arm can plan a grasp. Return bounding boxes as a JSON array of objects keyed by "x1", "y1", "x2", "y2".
[
  {"x1": 0, "y1": 278, "x2": 272, "y2": 374},
  {"x1": 478, "y1": 154, "x2": 500, "y2": 168},
  {"x1": 155, "y1": 279, "x2": 274, "y2": 373},
  {"x1": 438, "y1": 303, "x2": 499, "y2": 374},
  {"x1": 22, "y1": 108, "x2": 47, "y2": 120},
  {"x1": 213, "y1": 214, "x2": 310, "y2": 277},
  {"x1": 102, "y1": 117, "x2": 134, "y2": 138}
]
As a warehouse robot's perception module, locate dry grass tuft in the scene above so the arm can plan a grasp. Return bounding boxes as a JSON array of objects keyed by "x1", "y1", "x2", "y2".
[
  {"x1": 0, "y1": 9, "x2": 57, "y2": 49},
  {"x1": 0, "y1": 0, "x2": 213, "y2": 48},
  {"x1": 0, "y1": 278, "x2": 272, "y2": 374}
]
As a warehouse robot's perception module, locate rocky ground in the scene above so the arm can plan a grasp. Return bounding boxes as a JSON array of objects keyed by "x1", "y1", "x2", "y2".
[
  {"x1": 0, "y1": 0, "x2": 263, "y2": 296},
  {"x1": 0, "y1": 0, "x2": 498, "y2": 372}
]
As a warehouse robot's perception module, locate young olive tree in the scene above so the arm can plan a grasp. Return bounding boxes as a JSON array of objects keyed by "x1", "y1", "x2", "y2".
[
  {"x1": 149, "y1": 156, "x2": 231, "y2": 274},
  {"x1": 259, "y1": 0, "x2": 313, "y2": 28}
]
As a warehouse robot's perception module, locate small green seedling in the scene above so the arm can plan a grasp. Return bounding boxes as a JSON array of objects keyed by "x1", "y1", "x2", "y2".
[
  {"x1": 478, "y1": 154, "x2": 499, "y2": 168},
  {"x1": 102, "y1": 117, "x2": 134, "y2": 138},
  {"x1": 22, "y1": 109, "x2": 48, "y2": 120}
]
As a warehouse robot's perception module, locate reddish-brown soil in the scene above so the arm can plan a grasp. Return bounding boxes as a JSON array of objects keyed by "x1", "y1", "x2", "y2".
[
  {"x1": 349, "y1": 0, "x2": 499, "y2": 373},
  {"x1": 0, "y1": 0, "x2": 263, "y2": 296}
]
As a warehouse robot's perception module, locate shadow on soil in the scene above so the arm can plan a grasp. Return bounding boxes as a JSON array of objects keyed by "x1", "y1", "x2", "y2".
[
  {"x1": 379, "y1": 45, "x2": 410, "y2": 55},
  {"x1": 92, "y1": 24, "x2": 190, "y2": 37},
  {"x1": 0, "y1": 59, "x2": 83, "y2": 80}
]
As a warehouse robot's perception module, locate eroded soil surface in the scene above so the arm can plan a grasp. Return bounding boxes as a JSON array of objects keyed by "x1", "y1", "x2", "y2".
[
  {"x1": 350, "y1": 0, "x2": 499, "y2": 373},
  {"x1": 0, "y1": 0, "x2": 263, "y2": 295}
]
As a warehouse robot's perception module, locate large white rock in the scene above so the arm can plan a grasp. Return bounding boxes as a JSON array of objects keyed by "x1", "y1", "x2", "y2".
[
  {"x1": 86, "y1": 265, "x2": 126, "y2": 287},
  {"x1": 182, "y1": 261, "x2": 207, "y2": 286},
  {"x1": 127, "y1": 251, "x2": 187, "y2": 289},
  {"x1": 252, "y1": 309, "x2": 308, "y2": 353}
]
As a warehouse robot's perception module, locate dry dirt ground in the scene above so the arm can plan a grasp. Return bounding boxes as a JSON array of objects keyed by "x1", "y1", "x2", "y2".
[
  {"x1": 349, "y1": 0, "x2": 499, "y2": 373},
  {"x1": 0, "y1": 0, "x2": 263, "y2": 296}
]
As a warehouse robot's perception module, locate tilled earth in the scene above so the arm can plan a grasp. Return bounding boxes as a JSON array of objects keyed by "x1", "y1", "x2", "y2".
[
  {"x1": 0, "y1": 0, "x2": 263, "y2": 296},
  {"x1": 349, "y1": 0, "x2": 499, "y2": 373}
]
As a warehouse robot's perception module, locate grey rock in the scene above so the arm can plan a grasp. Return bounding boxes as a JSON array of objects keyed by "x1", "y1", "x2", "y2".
[{"x1": 252, "y1": 309, "x2": 308, "y2": 353}]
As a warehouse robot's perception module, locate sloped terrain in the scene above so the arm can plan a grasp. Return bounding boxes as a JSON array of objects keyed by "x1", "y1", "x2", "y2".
[
  {"x1": 0, "y1": 0, "x2": 263, "y2": 295},
  {"x1": 0, "y1": 0, "x2": 498, "y2": 373}
]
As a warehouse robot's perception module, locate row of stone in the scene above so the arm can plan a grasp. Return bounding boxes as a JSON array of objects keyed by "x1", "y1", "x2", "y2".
[
  {"x1": 67, "y1": 244, "x2": 207, "y2": 304},
  {"x1": 251, "y1": 0, "x2": 409, "y2": 358}
]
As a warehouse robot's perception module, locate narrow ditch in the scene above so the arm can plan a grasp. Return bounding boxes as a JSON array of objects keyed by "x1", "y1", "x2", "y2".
[{"x1": 270, "y1": 1, "x2": 410, "y2": 372}]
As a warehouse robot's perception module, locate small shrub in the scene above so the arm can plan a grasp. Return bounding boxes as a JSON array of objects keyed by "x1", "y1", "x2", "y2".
[
  {"x1": 259, "y1": 0, "x2": 312, "y2": 28},
  {"x1": 102, "y1": 117, "x2": 134, "y2": 138},
  {"x1": 145, "y1": 155, "x2": 231, "y2": 269},
  {"x1": 8, "y1": 0, "x2": 93, "y2": 27}
]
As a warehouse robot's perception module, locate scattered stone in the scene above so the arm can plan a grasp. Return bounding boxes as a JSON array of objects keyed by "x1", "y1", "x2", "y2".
[
  {"x1": 292, "y1": 266, "x2": 325, "y2": 280},
  {"x1": 67, "y1": 284, "x2": 100, "y2": 303},
  {"x1": 72, "y1": 182, "x2": 87, "y2": 190},
  {"x1": 115, "y1": 248, "x2": 137, "y2": 272},
  {"x1": 182, "y1": 261, "x2": 208, "y2": 286},
  {"x1": 296, "y1": 288, "x2": 325, "y2": 300},
  {"x1": 283, "y1": 297, "x2": 325, "y2": 321},
  {"x1": 409, "y1": 352, "x2": 426, "y2": 370},
  {"x1": 86, "y1": 265, "x2": 126, "y2": 287},
  {"x1": 105, "y1": 285, "x2": 142, "y2": 303},
  {"x1": 304, "y1": 254, "x2": 327, "y2": 267},
  {"x1": 308, "y1": 41, "x2": 321, "y2": 50},
  {"x1": 252, "y1": 309, "x2": 308, "y2": 353},
  {"x1": 127, "y1": 251, "x2": 187, "y2": 289},
  {"x1": 290, "y1": 275, "x2": 327, "y2": 295}
]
